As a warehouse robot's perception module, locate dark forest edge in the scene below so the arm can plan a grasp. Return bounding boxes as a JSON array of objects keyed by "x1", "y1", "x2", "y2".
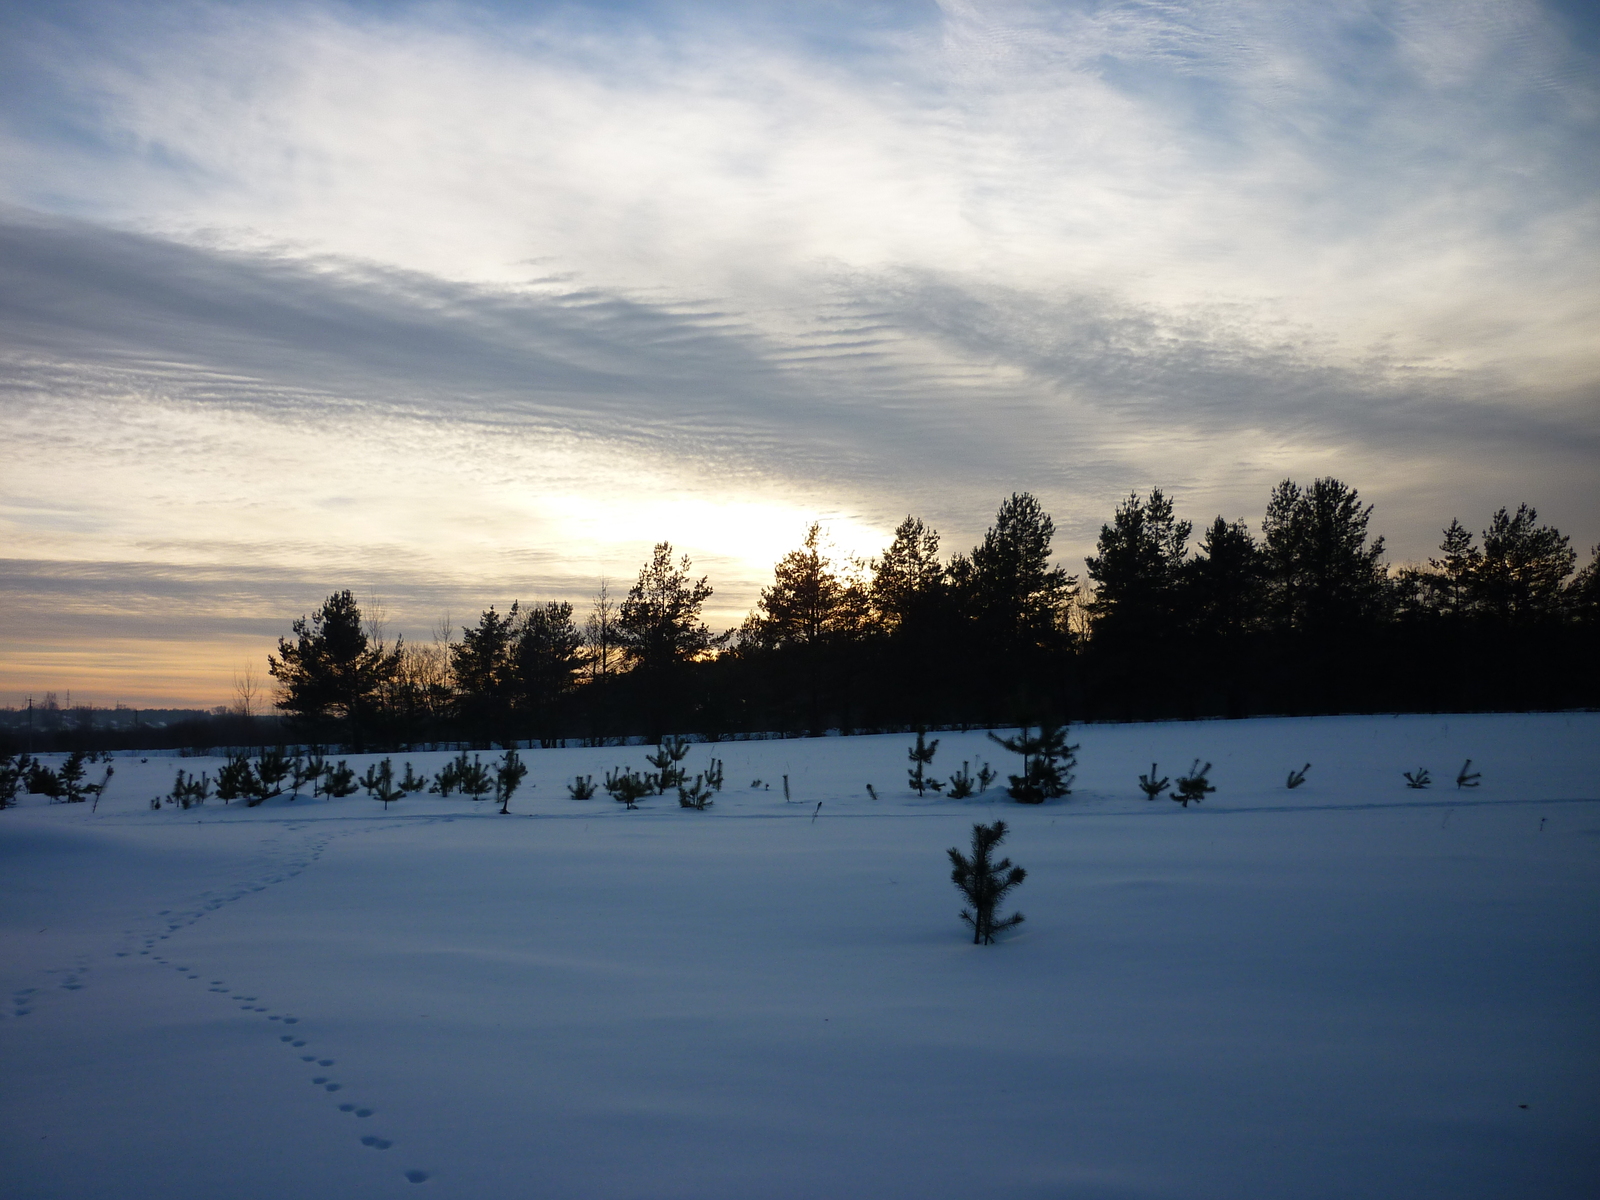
[{"x1": 5, "y1": 478, "x2": 1597, "y2": 756}]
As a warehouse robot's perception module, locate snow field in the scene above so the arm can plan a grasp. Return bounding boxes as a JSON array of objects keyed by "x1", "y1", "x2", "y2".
[{"x1": 2, "y1": 712, "x2": 1598, "y2": 1199}]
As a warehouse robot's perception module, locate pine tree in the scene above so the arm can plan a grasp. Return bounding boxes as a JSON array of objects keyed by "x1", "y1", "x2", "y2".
[
  {"x1": 514, "y1": 601, "x2": 584, "y2": 743},
  {"x1": 968, "y1": 494, "x2": 1076, "y2": 653},
  {"x1": 617, "y1": 543, "x2": 714, "y2": 672},
  {"x1": 987, "y1": 722, "x2": 1078, "y2": 803},
  {"x1": 1085, "y1": 488, "x2": 1192, "y2": 644},
  {"x1": 268, "y1": 591, "x2": 401, "y2": 743},
  {"x1": 948, "y1": 820, "x2": 1026, "y2": 944},
  {"x1": 495, "y1": 750, "x2": 528, "y2": 814},
  {"x1": 907, "y1": 728, "x2": 942, "y2": 795},
  {"x1": 1476, "y1": 505, "x2": 1576, "y2": 626}
]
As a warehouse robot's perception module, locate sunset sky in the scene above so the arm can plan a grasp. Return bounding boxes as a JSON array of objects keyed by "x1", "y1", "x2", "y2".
[{"x1": 3, "y1": 0, "x2": 1597, "y2": 708}]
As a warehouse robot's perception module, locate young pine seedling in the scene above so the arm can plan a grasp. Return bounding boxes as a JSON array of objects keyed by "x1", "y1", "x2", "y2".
[
  {"x1": 1287, "y1": 763, "x2": 1311, "y2": 789},
  {"x1": 677, "y1": 773, "x2": 714, "y2": 810},
  {"x1": 604, "y1": 768, "x2": 653, "y2": 810},
  {"x1": 399, "y1": 762, "x2": 429, "y2": 794},
  {"x1": 1403, "y1": 767, "x2": 1432, "y2": 789},
  {"x1": 1138, "y1": 763, "x2": 1170, "y2": 800},
  {"x1": 323, "y1": 760, "x2": 359, "y2": 798},
  {"x1": 495, "y1": 750, "x2": 528, "y2": 814},
  {"x1": 646, "y1": 737, "x2": 691, "y2": 793},
  {"x1": 907, "y1": 728, "x2": 942, "y2": 796},
  {"x1": 946, "y1": 761, "x2": 976, "y2": 799},
  {"x1": 568, "y1": 774, "x2": 597, "y2": 799},
  {"x1": 1172, "y1": 760, "x2": 1215, "y2": 807},
  {"x1": 360, "y1": 759, "x2": 405, "y2": 810},
  {"x1": 948, "y1": 820, "x2": 1026, "y2": 945},
  {"x1": 1455, "y1": 759, "x2": 1481, "y2": 789}
]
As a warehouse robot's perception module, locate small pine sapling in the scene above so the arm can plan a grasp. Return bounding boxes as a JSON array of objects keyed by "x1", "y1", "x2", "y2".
[
  {"x1": 430, "y1": 751, "x2": 472, "y2": 796},
  {"x1": 977, "y1": 762, "x2": 997, "y2": 794},
  {"x1": 1455, "y1": 759, "x2": 1481, "y2": 789},
  {"x1": 1138, "y1": 763, "x2": 1170, "y2": 800},
  {"x1": 645, "y1": 737, "x2": 692, "y2": 793},
  {"x1": 677, "y1": 773, "x2": 715, "y2": 809},
  {"x1": 703, "y1": 757, "x2": 725, "y2": 791},
  {"x1": 399, "y1": 762, "x2": 428, "y2": 793},
  {"x1": 287, "y1": 754, "x2": 315, "y2": 799},
  {"x1": 361, "y1": 759, "x2": 406, "y2": 809},
  {"x1": 1172, "y1": 760, "x2": 1215, "y2": 807},
  {"x1": 946, "y1": 761, "x2": 975, "y2": 799},
  {"x1": 948, "y1": 820, "x2": 1026, "y2": 945},
  {"x1": 988, "y1": 723, "x2": 1078, "y2": 804},
  {"x1": 1286, "y1": 763, "x2": 1311, "y2": 789},
  {"x1": 0, "y1": 753, "x2": 27, "y2": 808},
  {"x1": 1403, "y1": 767, "x2": 1432, "y2": 789},
  {"x1": 254, "y1": 748, "x2": 291, "y2": 798},
  {"x1": 568, "y1": 774, "x2": 597, "y2": 799},
  {"x1": 24, "y1": 758, "x2": 60, "y2": 800},
  {"x1": 459, "y1": 755, "x2": 494, "y2": 802},
  {"x1": 304, "y1": 750, "x2": 328, "y2": 796},
  {"x1": 215, "y1": 750, "x2": 256, "y2": 804},
  {"x1": 495, "y1": 750, "x2": 528, "y2": 814},
  {"x1": 907, "y1": 728, "x2": 942, "y2": 796},
  {"x1": 323, "y1": 760, "x2": 359, "y2": 798},
  {"x1": 58, "y1": 752, "x2": 88, "y2": 803},
  {"x1": 167, "y1": 768, "x2": 210, "y2": 809},
  {"x1": 604, "y1": 767, "x2": 653, "y2": 809}
]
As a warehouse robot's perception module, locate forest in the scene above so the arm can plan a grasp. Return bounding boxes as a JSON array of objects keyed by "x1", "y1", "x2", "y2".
[
  {"x1": 10, "y1": 477, "x2": 1598, "y2": 754},
  {"x1": 262, "y1": 477, "x2": 1600, "y2": 751}
]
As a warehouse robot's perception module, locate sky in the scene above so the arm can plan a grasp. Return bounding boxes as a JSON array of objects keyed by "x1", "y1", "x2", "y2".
[{"x1": 1, "y1": 0, "x2": 1597, "y2": 708}]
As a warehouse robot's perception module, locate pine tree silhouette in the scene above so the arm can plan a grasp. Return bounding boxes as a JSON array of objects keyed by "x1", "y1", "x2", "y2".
[{"x1": 948, "y1": 820, "x2": 1026, "y2": 944}]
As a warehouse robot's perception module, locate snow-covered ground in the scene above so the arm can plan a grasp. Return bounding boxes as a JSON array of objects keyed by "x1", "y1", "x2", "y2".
[{"x1": 3, "y1": 712, "x2": 1598, "y2": 1199}]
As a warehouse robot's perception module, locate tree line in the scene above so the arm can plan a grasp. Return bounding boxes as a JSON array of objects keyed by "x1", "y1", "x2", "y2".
[{"x1": 252, "y1": 478, "x2": 1598, "y2": 751}]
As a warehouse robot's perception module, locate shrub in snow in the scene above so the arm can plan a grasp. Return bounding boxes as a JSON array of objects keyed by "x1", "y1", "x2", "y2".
[
  {"x1": 215, "y1": 751, "x2": 257, "y2": 804},
  {"x1": 907, "y1": 728, "x2": 942, "y2": 795},
  {"x1": 399, "y1": 762, "x2": 429, "y2": 794},
  {"x1": 948, "y1": 820, "x2": 1026, "y2": 945},
  {"x1": 495, "y1": 750, "x2": 528, "y2": 814},
  {"x1": 568, "y1": 774, "x2": 597, "y2": 799},
  {"x1": 704, "y1": 757, "x2": 725, "y2": 792},
  {"x1": 646, "y1": 737, "x2": 692, "y2": 793},
  {"x1": 304, "y1": 750, "x2": 328, "y2": 796},
  {"x1": 1455, "y1": 760, "x2": 1481, "y2": 789},
  {"x1": 323, "y1": 760, "x2": 359, "y2": 798},
  {"x1": 677, "y1": 774, "x2": 715, "y2": 809},
  {"x1": 431, "y1": 751, "x2": 474, "y2": 796},
  {"x1": 988, "y1": 723, "x2": 1078, "y2": 804},
  {"x1": 458, "y1": 755, "x2": 494, "y2": 802},
  {"x1": 166, "y1": 769, "x2": 210, "y2": 810},
  {"x1": 25, "y1": 758, "x2": 62, "y2": 800},
  {"x1": 1403, "y1": 767, "x2": 1432, "y2": 789},
  {"x1": 256, "y1": 748, "x2": 291, "y2": 795},
  {"x1": 0, "y1": 753, "x2": 28, "y2": 808},
  {"x1": 604, "y1": 768, "x2": 653, "y2": 809},
  {"x1": 1137, "y1": 763, "x2": 1170, "y2": 800},
  {"x1": 946, "y1": 761, "x2": 976, "y2": 798},
  {"x1": 288, "y1": 754, "x2": 318, "y2": 798},
  {"x1": 1287, "y1": 763, "x2": 1311, "y2": 789},
  {"x1": 57, "y1": 753, "x2": 90, "y2": 802},
  {"x1": 1172, "y1": 760, "x2": 1215, "y2": 807},
  {"x1": 361, "y1": 759, "x2": 405, "y2": 809}
]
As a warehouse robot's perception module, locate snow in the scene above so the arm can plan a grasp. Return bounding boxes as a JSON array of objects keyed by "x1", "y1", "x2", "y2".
[{"x1": 3, "y1": 712, "x2": 1598, "y2": 1199}]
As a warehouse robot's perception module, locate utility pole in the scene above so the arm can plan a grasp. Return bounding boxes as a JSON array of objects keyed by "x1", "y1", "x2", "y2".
[{"x1": 27, "y1": 695, "x2": 34, "y2": 755}]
